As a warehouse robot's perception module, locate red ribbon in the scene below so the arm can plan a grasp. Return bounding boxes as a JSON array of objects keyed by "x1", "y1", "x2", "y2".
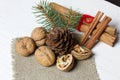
[{"x1": 77, "y1": 14, "x2": 94, "y2": 31}]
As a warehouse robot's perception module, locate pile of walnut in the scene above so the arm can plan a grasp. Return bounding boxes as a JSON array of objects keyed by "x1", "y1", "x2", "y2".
[{"x1": 15, "y1": 27, "x2": 92, "y2": 72}]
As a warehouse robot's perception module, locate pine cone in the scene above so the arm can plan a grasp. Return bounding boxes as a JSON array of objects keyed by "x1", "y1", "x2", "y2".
[{"x1": 46, "y1": 27, "x2": 74, "y2": 55}]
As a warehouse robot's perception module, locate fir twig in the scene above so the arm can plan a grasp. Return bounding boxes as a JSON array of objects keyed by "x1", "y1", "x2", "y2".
[
  {"x1": 33, "y1": 0, "x2": 81, "y2": 32},
  {"x1": 65, "y1": 9, "x2": 81, "y2": 29},
  {"x1": 38, "y1": 4, "x2": 56, "y2": 28},
  {"x1": 32, "y1": 0, "x2": 65, "y2": 30}
]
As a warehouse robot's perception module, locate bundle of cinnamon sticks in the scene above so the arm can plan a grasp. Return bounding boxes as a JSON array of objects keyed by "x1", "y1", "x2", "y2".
[{"x1": 50, "y1": 2, "x2": 117, "y2": 48}]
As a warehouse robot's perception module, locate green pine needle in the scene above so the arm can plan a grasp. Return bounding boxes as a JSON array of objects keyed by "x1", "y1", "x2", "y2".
[
  {"x1": 33, "y1": 0, "x2": 65, "y2": 30},
  {"x1": 64, "y1": 9, "x2": 81, "y2": 29},
  {"x1": 33, "y1": 0, "x2": 81, "y2": 31}
]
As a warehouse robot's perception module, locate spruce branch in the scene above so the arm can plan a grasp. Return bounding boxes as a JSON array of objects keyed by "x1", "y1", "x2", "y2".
[
  {"x1": 38, "y1": 4, "x2": 56, "y2": 28},
  {"x1": 65, "y1": 9, "x2": 81, "y2": 29},
  {"x1": 33, "y1": 0, "x2": 65, "y2": 30},
  {"x1": 33, "y1": 0, "x2": 81, "y2": 32}
]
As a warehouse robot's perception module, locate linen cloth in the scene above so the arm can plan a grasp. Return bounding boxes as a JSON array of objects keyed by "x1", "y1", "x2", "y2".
[{"x1": 12, "y1": 39, "x2": 99, "y2": 80}]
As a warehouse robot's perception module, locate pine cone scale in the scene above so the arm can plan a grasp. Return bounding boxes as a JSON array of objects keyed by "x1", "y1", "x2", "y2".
[{"x1": 46, "y1": 27, "x2": 74, "y2": 55}]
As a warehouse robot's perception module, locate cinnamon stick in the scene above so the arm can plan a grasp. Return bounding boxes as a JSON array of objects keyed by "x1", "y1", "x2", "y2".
[
  {"x1": 80, "y1": 11, "x2": 104, "y2": 45},
  {"x1": 81, "y1": 24, "x2": 116, "y2": 35},
  {"x1": 50, "y1": 2, "x2": 116, "y2": 34},
  {"x1": 104, "y1": 26, "x2": 116, "y2": 35},
  {"x1": 92, "y1": 23, "x2": 116, "y2": 35},
  {"x1": 86, "y1": 16, "x2": 112, "y2": 49},
  {"x1": 50, "y1": 2, "x2": 117, "y2": 46},
  {"x1": 50, "y1": 2, "x2": 77, "y2": 16},
  {"x1": 100, "y1": 32, "x2": 116, "y2": 46},
  {"x1": 81, "y1": 24, "x2": 116, "y2": 46}
]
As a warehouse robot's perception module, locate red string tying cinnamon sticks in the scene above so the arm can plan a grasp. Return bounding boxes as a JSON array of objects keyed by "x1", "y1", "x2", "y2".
[
  {"x1": 80, "y1": 11, "x2": 104, "y2": 45},
  {"x1": 77, "y1": 14, "x2": 94, "y2": 31},
  {"x1": 50, "y1": 2, "x2": 117, "y2": 47}
]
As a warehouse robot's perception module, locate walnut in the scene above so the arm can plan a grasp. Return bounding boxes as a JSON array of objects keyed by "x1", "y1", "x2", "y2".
[
  {"x1": 56, "y1": 54, "x2": 74, "y2": 72},
  {"x1": 71, "y1": 44, "x2": 92, "y2": 60},
  {"x1": 35, "y1": 38, "x2": 46, "y2": 47},
  {"x1": 15, "y1": 37, "x2": 35, "y2": 57},
  {"x1": 35, "y1": 46, "x2": 55, "y2": 67},
  {"x1": 31, "y1": 27, "x2": 47, "y2": 46}
]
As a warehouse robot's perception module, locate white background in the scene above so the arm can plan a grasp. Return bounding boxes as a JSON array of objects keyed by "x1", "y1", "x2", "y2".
[{"x1": 0, "y1": 0, "x2": 120, "y2": 80}]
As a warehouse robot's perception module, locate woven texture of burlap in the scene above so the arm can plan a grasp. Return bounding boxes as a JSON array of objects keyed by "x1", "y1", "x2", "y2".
[{"x1": 12, "y1": 39, "x2": 99, "y2": 80}]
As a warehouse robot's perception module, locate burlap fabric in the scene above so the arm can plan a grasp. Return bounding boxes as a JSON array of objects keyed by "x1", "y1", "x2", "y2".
[{"x1": 12, "y1": 39, "x2": 100, "y2": 80}]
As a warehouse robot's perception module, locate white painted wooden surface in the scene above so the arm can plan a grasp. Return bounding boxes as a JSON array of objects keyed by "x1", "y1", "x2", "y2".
[{"x1": 0, "y1": 0, "x2": 120, "y2": 80}]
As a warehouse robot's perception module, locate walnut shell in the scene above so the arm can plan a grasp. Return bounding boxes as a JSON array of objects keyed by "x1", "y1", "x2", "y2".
[
  {"x1": 15, "y1": 37, "x2": 35, "y2": 56},
  {"x1": 35, "y1": 38, "x2": 46, "y2": 47},
  {"x1": 56, "y1": 54, "x2": 74, "y2": 72},
  {"x1": 71, "y1": 44, "x2": 92, "y2": 60},
  {"x1": 35, "y1": 46, "x2": 55, "y2": 67},
  {"x1": 31, "y1": 27, "x2": 46, "y2": 41}
]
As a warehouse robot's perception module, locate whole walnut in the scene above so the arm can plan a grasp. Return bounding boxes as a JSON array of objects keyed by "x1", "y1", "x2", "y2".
[
  {"x1": 15, "y1": 37, "x2": 35, "y2": 57},
  {"x1": 31, "y1": 27, "x2": 46, "y2": 46},
  {"x1": 35, "y1": 46, "x2": 55, "y2": 67}
]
